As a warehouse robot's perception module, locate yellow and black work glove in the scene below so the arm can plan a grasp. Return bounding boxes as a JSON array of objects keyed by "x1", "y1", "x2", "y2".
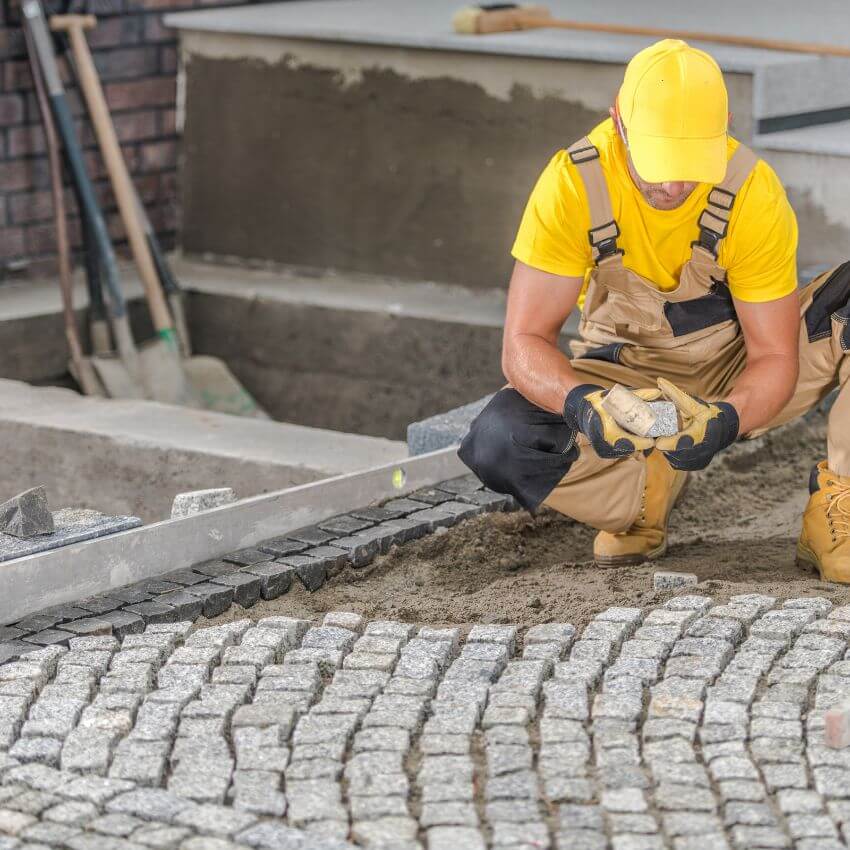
[
  {"x1": 563, "y1": 384, "x2": 656, "y2": 460},
  {"x1": 655, "y1": 377, "x2": 740, "y2": 471}
]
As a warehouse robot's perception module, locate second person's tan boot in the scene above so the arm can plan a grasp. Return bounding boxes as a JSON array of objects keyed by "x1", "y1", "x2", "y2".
[{"x1": 594, "y1": 450, "x2": 688, "y2": 565}]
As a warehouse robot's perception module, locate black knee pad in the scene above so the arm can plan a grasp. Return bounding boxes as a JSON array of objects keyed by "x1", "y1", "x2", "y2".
[{"x1": 458, "y1": 389, "x2": 578, "y2": 512}]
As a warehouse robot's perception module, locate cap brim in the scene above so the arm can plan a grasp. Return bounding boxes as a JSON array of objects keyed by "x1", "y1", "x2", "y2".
[{"x1": 628, "y1": 132, "x2": 728, "y2": 184}]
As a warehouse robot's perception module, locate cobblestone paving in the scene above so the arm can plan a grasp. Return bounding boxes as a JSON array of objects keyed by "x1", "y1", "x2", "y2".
[{"x1": 3, "y1": 596, "x2": 850, "y2": 849}]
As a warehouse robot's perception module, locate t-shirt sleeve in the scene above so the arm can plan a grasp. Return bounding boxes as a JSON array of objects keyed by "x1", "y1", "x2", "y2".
[
  {"x1": 511, "y1": 150, "x2": 593, "y2": 279},
  {"x1": 723, "y1": 159, "x2": 798, "y2": 303}
]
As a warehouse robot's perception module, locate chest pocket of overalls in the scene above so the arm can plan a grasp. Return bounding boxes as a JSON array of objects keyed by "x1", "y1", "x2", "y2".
[{"x1": 584, "y1": 254, "x2": 674, "y2": 336}]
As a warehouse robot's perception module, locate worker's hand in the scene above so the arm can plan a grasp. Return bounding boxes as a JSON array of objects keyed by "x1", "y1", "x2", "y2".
[
  {"x1": 655, "y1": 377, "x2": 739, "y2": 471},
  {"x1": 563, "y1": 384, "x2": 657, "y2": 459}
]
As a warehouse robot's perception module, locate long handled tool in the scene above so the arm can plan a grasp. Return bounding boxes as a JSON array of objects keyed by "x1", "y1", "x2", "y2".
[
  {"x1": 21, "y1": 15, "x2": 101, "y2": 397},
  {"x1": 53, "y1": 11, "x2": 268, "y2": 418},
  {"x1": 453, "y1": 4, "x2": 850, "y2": 58},
  {"x1": 21, "y1": 0, "x2": 146, "y2": 399},
  {"x1": 49, "y1": 12, "x2": 199, "y2": 408}
]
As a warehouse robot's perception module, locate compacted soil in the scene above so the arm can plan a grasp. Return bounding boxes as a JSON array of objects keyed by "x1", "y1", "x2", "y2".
[{"x1": 207, "y1": 409, "x2": 850, "y2": 633}]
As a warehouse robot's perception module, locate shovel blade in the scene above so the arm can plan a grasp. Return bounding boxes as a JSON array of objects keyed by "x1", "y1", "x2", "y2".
[
  {"x1": 183, "y1": 355, "x2": 269, "y2": 419},
  {"x1": 90, "y1": 354, "x2": 147, "y2": 399},
  {"x1": 138, "y1": 339, "x2": 202, "y2": 407}
]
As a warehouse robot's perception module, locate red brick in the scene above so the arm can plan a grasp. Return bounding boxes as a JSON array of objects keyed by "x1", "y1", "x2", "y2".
[
  {"x1": 159, "y1": 45, "x2": 178, "y2": 74},
  {"x1": 144, "y1": 14, "x2": 177, "y2": 43},
  {"x1": 139, "y1": 138, "x2": 176, "y2": 172},
  {"x1": 105, "y1": 76, "x2": 175, "y2": 111},
  {"x1": 87, "y1": 15, "x2": 145, "y2": 49},
  {"x1": 134, "y1": 173, "x2": 161, "y2": 204},
  {"x1": 158, "y1": 107, "x2": 176, "y2": 135},
  {"x1": 0, "y1": 93, "x2": 24, "y2": 124},
  {"x1": 25, "y1": 219, "x2": 84, "y2": 255},
  {"x1": 0, "y1": 227, "x2": 25, "y2": 260},
  {"x1": 93, "y1": 45, "x2": 160, "y2": 82},
  {"x1": 7, "y1": 123, "x2": 45, "y2": 158},
  {"x1": 115, "y1": 109, "x2": 159, "y2": 142},
  {"x1": 0, "y1": 159, "x2": 38, "y2": 192},
  {"x1": 8, "y1": 189, "x2": 54, "y2": 224},
  {"x1": 4, "y1": 59, "x2": 32, "y2": 93}
]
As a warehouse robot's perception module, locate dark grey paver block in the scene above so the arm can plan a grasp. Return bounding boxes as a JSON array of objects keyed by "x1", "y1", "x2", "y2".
[
  {"x1": 138, "y1": 580, "x2": 183, "y2": 596},
  {"x1": 256, "y1": 536, "x2": 309, "y2": 558},
  {"x1": 155, "y1": 592, "x2": 204, "y2": 622},
  {"x1": 456, "y1": 489, "x2": 512, "y2": 511},
  {"x1": 0, "y1": 626, "x2": 26, "y2": 642},
  {"x1": 24, "y1": 630, "x2": 73, "y2": 647},
  {"x1": 14, "y1": 614, "x2": 60, "y2": 632},
  {"x1": 279, "y1": 556, "x2": 326, "y2": 593},
  {"x1": 380, "y1": 497, "x2": 431, "y2": 515},
  {"x1": 212, "y1": 573, "x2": 262, "y2": 608},
  {"x1": 406, "y1": 487, "x2": 454, "y2": 506},
  {"x1": 76, "y1": 597, "x2": 122, "y2": 616},
  {"x1": 222, "y1": 548, "x2": 275, "y2": 567},
  {"x1": 318, "y1": 515, "x2": 375, "y2": 535},
  {"x1": 107, "y1": 587, "x2": 152, "y2": 606},
  {"x1": 43, "y1": 606, "x2": 91, "y2": 623},
  {"x1": 242, "y1": 563, "x2": 294, "y2": 601},
  {"x1": 192, "y1": 559, "x2": 235, "y2": 578},
  {"x1": 98, "y1": 611, "x2": 145, "y2": 640},
  {"x1": 406, "y1": 508, "x2": 457, "y2": 533},
  {"x1": 328, "y1": 535, "x2": 380, "y2": 568},
  {"x1": 62, "y1": 618, "x2": 114, "y2": 636},
  {"x1": 379, "y1": 517, "x2": 430, "y2": 545},
  {"x1": 122, "y1": 603, "x2": 176, "y2": 627},
  {"x1": 0, "y1": 640, "x2": 34, "y2": 664},
  {"x1": 184, "y1": 583, "x2": 233, "y2": 618},
  {"x1": 286, "y1": 525, "x2": 339, "y2": 546},
  {"x1": 349, "y1": 506, "x2": 406, "y2": 523},
  {"x1": 437, "y1": 474, "x2": 484, "y2": 495},
  {"x1": 161, "y1": 569, "x2": 208, "y2": 587},
  {"x1": 0, "y1": 509, "x2": 141, "y2": 563},
  {"x1": 301, "y1": 545, "x2": 349, "y2": 576}
]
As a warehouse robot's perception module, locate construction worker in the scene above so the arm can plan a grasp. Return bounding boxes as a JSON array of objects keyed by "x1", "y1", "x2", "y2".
[{"x1": 459, "y1": 39, "x2": 850, "y2": 582}]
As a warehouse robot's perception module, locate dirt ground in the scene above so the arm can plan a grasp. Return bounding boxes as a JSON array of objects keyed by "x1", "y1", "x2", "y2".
[{"x1": 205, "y1": 410, "x2": 849, "y2": 634}]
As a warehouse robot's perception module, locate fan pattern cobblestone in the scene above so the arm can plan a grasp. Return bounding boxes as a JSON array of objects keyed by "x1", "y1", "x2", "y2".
[{"x1": 0, "y1": 595, "x2": 850, "y2": 849}]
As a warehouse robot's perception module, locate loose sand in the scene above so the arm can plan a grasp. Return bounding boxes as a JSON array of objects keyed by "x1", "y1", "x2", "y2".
[{"x1": 205, "y1": 409, "x2": 849, "y2": 634}]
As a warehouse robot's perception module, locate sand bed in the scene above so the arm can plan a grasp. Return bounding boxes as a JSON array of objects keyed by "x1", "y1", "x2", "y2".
[{"x1": 205, "y1": 409, "x2": 850, "y2": 633}]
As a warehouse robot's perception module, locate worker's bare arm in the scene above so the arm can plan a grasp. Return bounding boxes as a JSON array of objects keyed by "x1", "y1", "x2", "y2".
[
  {"x1": 501, "y1": 260, "x2": 586, "y2": 415},
  {"x1": 724, "y1": 291, "x2": 800, "y2": 435}
]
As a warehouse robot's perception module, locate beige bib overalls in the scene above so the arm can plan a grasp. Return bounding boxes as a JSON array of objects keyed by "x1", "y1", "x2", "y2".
[{"x1": 541, "y1": 137, "x2": 850, "y2": 533}]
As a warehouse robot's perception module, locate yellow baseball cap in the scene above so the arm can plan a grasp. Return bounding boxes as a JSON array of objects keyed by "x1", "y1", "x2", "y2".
[{"x1": 618, "y1": 39, "x2": 728, "y2": 184}]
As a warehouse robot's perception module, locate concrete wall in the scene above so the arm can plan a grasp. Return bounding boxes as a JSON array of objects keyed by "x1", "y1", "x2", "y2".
[
  {"x1": 177, "y1": 33, "x2": 755, "y2": 290},
  {"x1": 187, "y1": 289, "x2": 508, "y2": 439}
]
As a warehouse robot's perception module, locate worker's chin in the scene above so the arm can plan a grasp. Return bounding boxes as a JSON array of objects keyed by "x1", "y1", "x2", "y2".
[{"x1": 645, "y1": 192, "x2": 688, "y2": 211}]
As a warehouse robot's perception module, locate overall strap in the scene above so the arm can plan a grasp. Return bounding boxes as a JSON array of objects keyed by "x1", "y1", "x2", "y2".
[
  {"x1": 567, "y1": 137, "x2": 622, "y2": 264},
  {"x1": 693, "y1": 143, "x2": 759, "y2": 259}
]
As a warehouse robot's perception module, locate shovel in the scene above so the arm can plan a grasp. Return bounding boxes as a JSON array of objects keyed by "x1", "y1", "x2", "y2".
[
  {"x1": 22, "y1": 0, "x2": 145, "y2": 399},
  {"x1": 53, "y1": 13, "x2": 268, "y2": 419},
  {"x1": 50, "y1": 12, "x2": 198, "y2": 408}
]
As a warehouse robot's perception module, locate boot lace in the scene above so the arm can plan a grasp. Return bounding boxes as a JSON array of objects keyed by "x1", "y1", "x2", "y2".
[{"x1": 826, "y1": 479, "x2": 850, "y2": 538}]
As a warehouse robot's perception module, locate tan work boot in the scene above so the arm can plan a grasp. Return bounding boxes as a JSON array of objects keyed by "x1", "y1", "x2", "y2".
[
  {"x1": 797, "y1": 461, "x2": 850, "y2": 583},
  {"x1": 594, "y1": 450, "x2": 688, "y2": 565}
]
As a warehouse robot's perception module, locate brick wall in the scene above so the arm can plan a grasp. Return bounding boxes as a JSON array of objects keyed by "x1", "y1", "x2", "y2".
[{"x1": 0, "y1": 0, "x2": 277, "y2": 281}]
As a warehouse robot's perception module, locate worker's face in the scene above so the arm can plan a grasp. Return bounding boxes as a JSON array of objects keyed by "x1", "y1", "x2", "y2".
[{"x1": 610, "y1": 108, "x2": 698, "y2": 211}]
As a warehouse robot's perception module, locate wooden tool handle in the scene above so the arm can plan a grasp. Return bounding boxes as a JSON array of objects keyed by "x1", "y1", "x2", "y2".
[
  {"x1": 53, "y1": 15, "x2": 176, "y2": 340},
  {"x1": 49, "y1": 14, "x2": 96, "y2": 31},
  {"x1": 517, "y1": 14, "x2": 850, "y2": 58}
]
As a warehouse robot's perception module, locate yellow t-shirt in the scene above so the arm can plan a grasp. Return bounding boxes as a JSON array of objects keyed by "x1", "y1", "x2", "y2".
[{"x1": 512, "y1": 119, "x2": 798, "y2": 303}]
